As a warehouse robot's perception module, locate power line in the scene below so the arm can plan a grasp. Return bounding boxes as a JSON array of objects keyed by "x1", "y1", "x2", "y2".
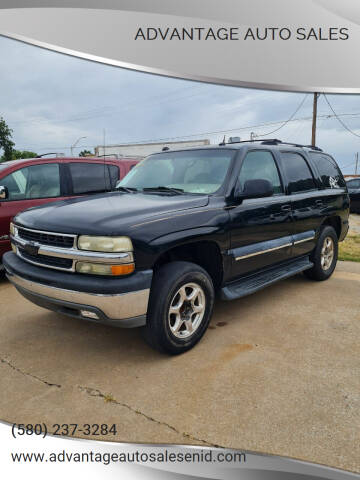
[
  {"x1": 255, "y1": 94, "x2": 309, "y2": 137},
  {"x1": 8, "y1": 85, "x2": 207, "y2": 128},
  {"x1": 323, "y1": 94, "x2": 360, "y2": 139},
  {"x1": 340, "y1": 159, "x2": 358, "y2": 170},
  {"x1": 14, "y1": 111, "x2": 360, "y2": 151},
  {"x1": 12, "y1": 115, "x2": 317, "y2": 150}
]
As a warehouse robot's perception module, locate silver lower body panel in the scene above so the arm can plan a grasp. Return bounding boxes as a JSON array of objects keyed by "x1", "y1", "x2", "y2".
[{"x1": 7, "y1": 273, "x2": 150, "y2": 327}]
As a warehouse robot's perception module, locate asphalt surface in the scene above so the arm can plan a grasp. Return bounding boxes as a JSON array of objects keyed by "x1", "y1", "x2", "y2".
[{"x1": 0, "y1": 260, "x2": 359, "y2": 473}]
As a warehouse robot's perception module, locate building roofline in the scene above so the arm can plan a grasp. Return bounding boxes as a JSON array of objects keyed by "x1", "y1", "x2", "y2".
[{"x1": 95, "y1": 139, "x2": 210, "y2": 149}]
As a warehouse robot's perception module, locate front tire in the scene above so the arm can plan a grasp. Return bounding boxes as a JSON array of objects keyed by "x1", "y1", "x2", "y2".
[
  {"x1": 143, "y1": 261, "x2": 215, "y2": 355},
  {"x1": 304, "y1": 226, "x2": 338, "y2": 281}
]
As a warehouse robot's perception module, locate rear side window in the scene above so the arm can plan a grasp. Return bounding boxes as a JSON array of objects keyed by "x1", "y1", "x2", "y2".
[
  {"x1": 309, "y1": 153, "x2": 346, "y2": 189},
  {"x1": 281, "y1": 152, "x2": 316, "y2": 194},
  {"x1": 69, "y1": 163, "x2": 111, "y2": 194},
  {"x1": 108, "y1": 165, "x2": 119, "y2": 189},
  {"x1": 238, "y1": 150, "x2": 283, "y2": 194},
  {"x1": 347, "y1": 179, "x2": 360, "y2": 188}
]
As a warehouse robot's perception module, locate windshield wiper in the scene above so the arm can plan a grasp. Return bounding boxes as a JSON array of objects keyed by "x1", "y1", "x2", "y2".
[
  {"x1": 142, "y1": 186, "x2": 184, "y2": 194},
  {"x1": 115, "y1": 186, "x2": 138, "y2": 193}
]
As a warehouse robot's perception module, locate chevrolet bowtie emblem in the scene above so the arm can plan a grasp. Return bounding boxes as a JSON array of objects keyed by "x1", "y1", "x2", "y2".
[{"x1": 24, "y1": 242, "x2": 40, "y2": 256}]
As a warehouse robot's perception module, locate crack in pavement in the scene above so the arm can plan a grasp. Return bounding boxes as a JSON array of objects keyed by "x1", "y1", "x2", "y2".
[
  {"x1": 79, "y1": 385, "x2": 224, "y2": 448},
  {"x1": 0, "y1": 355, "x2": 222, "y2": 447},
  {"x1": 0, "y1": 357, "x2": 61, "y2": 388}
]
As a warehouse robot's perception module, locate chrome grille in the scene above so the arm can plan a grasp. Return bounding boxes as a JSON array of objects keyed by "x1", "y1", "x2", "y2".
[
  {"x1": 17, "y1": 227, "x2": 74, "y2": 249},
  {"x1": 11, "y1": 225, "x2": 133, "y2": 274},
  {"x1": 18, "y1": 247, "x2": 73, "y2": 270}
]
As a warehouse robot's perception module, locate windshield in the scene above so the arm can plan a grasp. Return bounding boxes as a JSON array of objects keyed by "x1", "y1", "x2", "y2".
[{"x1": 118, "y1": 149, "x2": 234, "y2": 194}]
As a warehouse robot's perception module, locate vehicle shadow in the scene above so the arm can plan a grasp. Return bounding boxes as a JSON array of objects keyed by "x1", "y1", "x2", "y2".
[{"x1": 9, "y1": 272, "x2": 311, "y2": 366}]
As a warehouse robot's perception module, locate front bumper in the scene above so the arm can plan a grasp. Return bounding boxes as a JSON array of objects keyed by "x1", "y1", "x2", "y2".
[
  {"x1": 0, "y1": 238, "x2": 11, "y2": 269},
  {"x1": 3, "y1": 252, "x2": 152, "y2": 328}
]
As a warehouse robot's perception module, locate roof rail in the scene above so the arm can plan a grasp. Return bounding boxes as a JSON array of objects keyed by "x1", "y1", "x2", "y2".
[
  {"x1": 218, "y1": 138, "x2": 281, "y2": 146},
  {"x1": 303, "y1": 144, "x2": 323, "y2": 151},
  {"x1": 260, "y1": 139, "x2": 323, "y2": 151},
  {"x1": 219, "y1": 138, "x2": 323, "y2": 151},
  {"x1": 36, "y1": 152, "x2": 59, "y2": 158}
]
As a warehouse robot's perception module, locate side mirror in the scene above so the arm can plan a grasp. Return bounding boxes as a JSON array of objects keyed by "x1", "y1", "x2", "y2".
[
  {"x1": 0, "y1": 186, "x2": 8, "y2": 200},
  {"x1": 235, "y1": 179, "x2": 274, "y2": 200}
]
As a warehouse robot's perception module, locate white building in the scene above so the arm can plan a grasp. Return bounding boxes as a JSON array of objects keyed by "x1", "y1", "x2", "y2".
[{"x1": 94, "y1": 139, "x2": 210, "y2": 158}]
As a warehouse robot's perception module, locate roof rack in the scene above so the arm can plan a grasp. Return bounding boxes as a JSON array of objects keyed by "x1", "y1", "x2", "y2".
[
  {"x1": 36, "y1": 152, "x2": 59, "y2": 158},
  {"x1": 219, "y1": 138, "x2": 323, "y2": 152}
]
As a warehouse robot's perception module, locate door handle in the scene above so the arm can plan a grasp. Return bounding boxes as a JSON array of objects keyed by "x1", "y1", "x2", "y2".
[
  {"x1": 281, "y1": 204, "x2": 291, "y2": 212},
  {"x1": 315, "y1": 199, "x2": 323, "y2": 207}
]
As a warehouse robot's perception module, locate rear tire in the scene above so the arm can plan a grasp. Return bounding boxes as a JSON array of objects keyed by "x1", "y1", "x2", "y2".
[
  {"x1": 142, "y1": 261, "x2": 214, "y2": 355},
  {"x1": 304, "y1": 226, "x2": 338, "y2": 281}
]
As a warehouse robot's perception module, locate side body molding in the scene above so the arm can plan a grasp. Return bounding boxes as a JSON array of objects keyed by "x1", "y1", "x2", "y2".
[{"x1": 229, "y1": 230, "x2": 315, "y2": 261}]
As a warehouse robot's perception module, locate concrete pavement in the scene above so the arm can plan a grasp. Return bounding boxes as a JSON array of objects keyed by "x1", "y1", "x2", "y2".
[{"x1": 0, "y1": 261, "x2": 359, "y2": 473}]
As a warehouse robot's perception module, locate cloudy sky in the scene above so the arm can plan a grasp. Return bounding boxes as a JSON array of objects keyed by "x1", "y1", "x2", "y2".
[{"x1": 1, "y1": 35, "x2": 360, "y2": 174}]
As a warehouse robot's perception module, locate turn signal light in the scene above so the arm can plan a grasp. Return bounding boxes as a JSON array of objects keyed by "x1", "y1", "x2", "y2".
[
  {"x1": 76, "y1": 261, "x2": 135, "y2": 276},
  {"x1": 111, "y1": 264, "x2": 135, "y2": 275}
]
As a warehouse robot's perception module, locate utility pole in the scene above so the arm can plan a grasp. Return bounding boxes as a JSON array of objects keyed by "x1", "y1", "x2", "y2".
[
  {"x1": 355, "y1": 152, "x2": 359, "y2": 175},
  {"x1": 103, "y1": 128, "x2": 106, "y2": 157},
  {"x1": 311, "y1": 93, "x2": 319, "y2": 147}
]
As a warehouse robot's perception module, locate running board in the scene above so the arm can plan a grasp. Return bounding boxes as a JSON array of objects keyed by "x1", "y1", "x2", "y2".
[{"x1": 221, "y1": 257, "x2": 313, "y2": 301}]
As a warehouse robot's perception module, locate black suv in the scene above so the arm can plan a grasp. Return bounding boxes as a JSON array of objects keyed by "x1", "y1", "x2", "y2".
[
  {"x1": 4, "y1": 139, "x2": 349, "y2": 354},
  {"x1": 346, "y1": 178, "x2": 360, "y2": 213}
]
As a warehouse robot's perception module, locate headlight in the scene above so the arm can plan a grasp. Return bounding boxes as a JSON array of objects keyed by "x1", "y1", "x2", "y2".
[
  {"x1": 76, "y1": 262, "x2": 135, "y2": 276},
  {"x1": 78, "y1": 236, "x2": 133, "y2": 253},
  {"x1": 10, "y1": 222, "x2": 15, "y2": 236}
]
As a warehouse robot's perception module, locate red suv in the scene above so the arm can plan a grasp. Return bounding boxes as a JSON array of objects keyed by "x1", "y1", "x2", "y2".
[{"x1": 0, "y1": 156, "x2": 139, "y2": 272}]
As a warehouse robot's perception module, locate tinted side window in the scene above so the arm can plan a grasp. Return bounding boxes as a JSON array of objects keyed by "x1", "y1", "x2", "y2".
[
  {"x1": 281, "y1": 152, "x2": 316, "y2": 194},
  {"x1": 1, "y1": 163, "x2": 60, "y2": 200},
  {"x1": 309, "y1": 153, "x2": 346, "y2": 188},
  {"x1": 347, "y1": 179, "x2": 360, "y2": 189},
  {"x1": 69, "y1": 163, "x2": 110, "y2": 194},
  {"x1": 238, "y1": 150, "x2": 283, "y2": 194},
  {"x1": 0, "y1": 169, "x2": 27, "y2": 200},
  {"x1": 108, "y1": 165, "x2": 119, "y2": 189}
]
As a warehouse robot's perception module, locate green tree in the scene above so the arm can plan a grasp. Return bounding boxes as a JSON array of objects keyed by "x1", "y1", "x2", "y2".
[
  {"x1": 0, "y1": 116, "x2": 14, "y2": 162},
  {"x1": 79, "y1": 149, "x2": 94, "y2": 157},
  {"x1": 11, "y1": 150, "x2": 38, "y2": 160}
]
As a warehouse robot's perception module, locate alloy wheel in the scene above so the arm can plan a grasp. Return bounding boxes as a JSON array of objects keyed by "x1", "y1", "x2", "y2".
[
  {"x1": 168, "y1": 282, "x2": 206, "y2": 338},
  {"x1": 321, "y1": 236, "x2": 334, "y2": 271}
]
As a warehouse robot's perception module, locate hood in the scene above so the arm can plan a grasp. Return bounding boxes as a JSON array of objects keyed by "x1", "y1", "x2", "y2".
[{"x1": 15, "y1": 192, "x2": 209, "y2": 235}]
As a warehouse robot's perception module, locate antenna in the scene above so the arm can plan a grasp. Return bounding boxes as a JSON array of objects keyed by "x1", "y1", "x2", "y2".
[
  {"x1": 219, "y1": 135, "x2": 226, "y2": 146},
  {"x1": 103, "y1": 128, "x2": 108, "y2": 192}
]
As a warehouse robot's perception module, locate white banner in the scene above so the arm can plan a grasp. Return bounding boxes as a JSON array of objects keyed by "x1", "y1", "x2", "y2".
[{"x1": 0, "y1": 1, "x2": 359, "y2": 92}]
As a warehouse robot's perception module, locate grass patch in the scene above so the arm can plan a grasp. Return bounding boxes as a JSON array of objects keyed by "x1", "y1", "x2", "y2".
[
  {"x1": 103, "y1": 393, "x2": 116, "y2": 403},
  {"x1": 339, "y1": 234, "x2": 360, "y2": 262}
]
